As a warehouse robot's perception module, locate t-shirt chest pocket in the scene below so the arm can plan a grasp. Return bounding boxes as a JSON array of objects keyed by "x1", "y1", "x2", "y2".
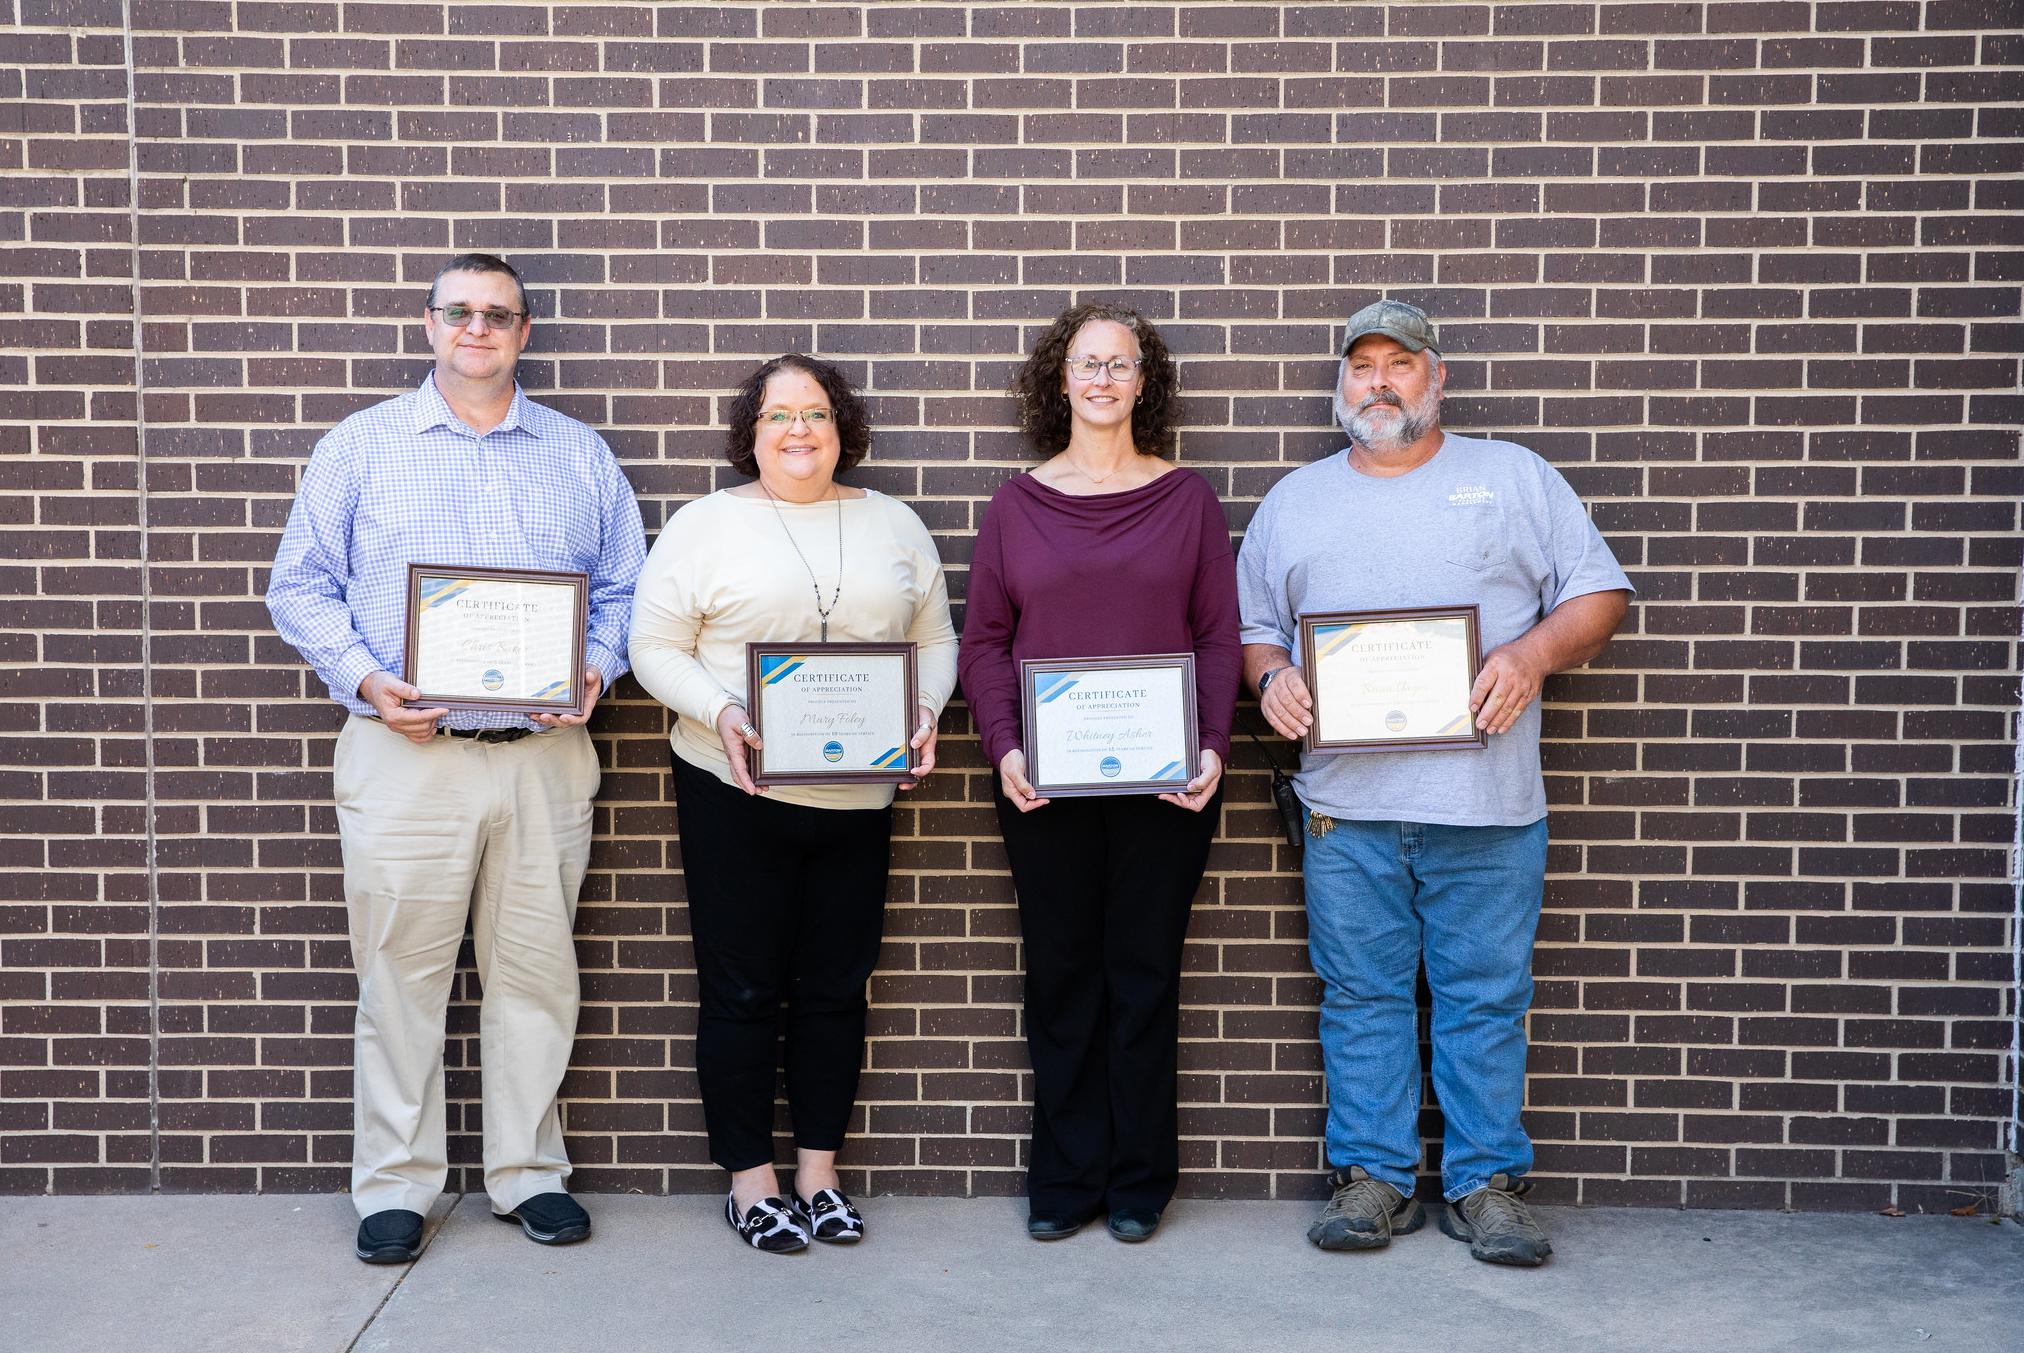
[{"x1": 1442, "y1": 503, "x2": 1507, "y2": 574}]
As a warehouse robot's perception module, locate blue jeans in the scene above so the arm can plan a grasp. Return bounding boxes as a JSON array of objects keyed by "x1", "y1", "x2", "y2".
[{"x1": 1302, "y1": 817, "x2": 1548, "y2": 1201}]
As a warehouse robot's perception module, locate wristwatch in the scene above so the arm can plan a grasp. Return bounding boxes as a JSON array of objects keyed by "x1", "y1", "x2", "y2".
[{"x1": 1259, "y1": 666, "x2": 1288, "y2": 695}]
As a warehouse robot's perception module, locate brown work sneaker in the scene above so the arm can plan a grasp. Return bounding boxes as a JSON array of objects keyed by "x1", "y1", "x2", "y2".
[
  {"x1": 1306, "y1": 1166, "x2": 1425, "y2": 1251},
  {"x1": 1439, "y1": 1173, "x2": 1552, "y2": 1266}
]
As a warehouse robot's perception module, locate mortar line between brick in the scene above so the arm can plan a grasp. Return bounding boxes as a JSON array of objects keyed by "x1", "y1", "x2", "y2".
[{"x1": 118, "y1": 0, "x2": 162, "y2": 1196}]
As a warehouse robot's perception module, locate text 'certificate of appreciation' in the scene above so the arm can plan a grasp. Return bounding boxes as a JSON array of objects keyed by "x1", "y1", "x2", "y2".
[
  {"x1": 1300, "y1": 604, "x2": 1486, "y2": 754},
  {"x1": 746, "y1": 642, "x2": 918, "y2": 786},
  {"x1": 405, "y1": 564, "x2": 588, "y2": 715},
  {"x1": 1020, "y1": 654, "x2": 1198, "y2": 797}
]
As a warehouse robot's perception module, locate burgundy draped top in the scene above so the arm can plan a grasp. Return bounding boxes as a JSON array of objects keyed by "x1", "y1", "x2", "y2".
[{"x1": 957, "y1": 467, "x2": 1242, "y2": 770}]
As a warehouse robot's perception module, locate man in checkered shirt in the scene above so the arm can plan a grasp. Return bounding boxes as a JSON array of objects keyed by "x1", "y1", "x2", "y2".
[{"x1": 267, "y1": 253, "x2": 645, "y2": 1264}]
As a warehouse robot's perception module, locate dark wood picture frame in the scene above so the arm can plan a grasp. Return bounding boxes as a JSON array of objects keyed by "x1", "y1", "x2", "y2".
[
  {"x1": 1298, "y1": 603, "x2": 1487, "y2": 754},
  {"x1": 745, "y1": 640, "x2": 919, "y2": 786},
  {"x1": 1019, "y1": 653, "x2": 1199, "y2": 798},
  {"x1": 403, "y1": 563, "x2": 589, "y2": 716}
]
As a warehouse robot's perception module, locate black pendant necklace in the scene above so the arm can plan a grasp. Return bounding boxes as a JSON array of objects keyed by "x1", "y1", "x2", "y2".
[{"x1": 760, "y1": 481, "x2": 844, "y2": 641}]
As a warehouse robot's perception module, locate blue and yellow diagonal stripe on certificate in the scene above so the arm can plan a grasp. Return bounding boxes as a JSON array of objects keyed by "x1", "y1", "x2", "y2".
[
  {"x1": 420, "y1": 576, "x2": 475, "y2": 608},
  {"x1": 1312, "y1": 622, "x2": 1366, "y2": 658},
  {"x1": 531, "y1": 680, "x2": 571, "y2": 701},
  {"x1": 868, "y1": 746, "x2": 908, "y2": 769},
  {"x1": 1035, "y1": 672, "x2": 1079, "y2": 703},
  {"x1": 758, "y1": 654, "x2": 807, "y2": 685},
  {"x1": 1436, "y1": 713, "x2": 1473, "y2": 735}
]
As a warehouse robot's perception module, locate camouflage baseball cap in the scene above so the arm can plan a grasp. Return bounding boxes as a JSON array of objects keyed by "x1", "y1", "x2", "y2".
[{"x1": 1341, "y1": 299, "x2": 1438, "y2": 355}]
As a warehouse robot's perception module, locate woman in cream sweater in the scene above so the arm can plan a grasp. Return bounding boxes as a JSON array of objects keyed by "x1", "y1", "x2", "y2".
[{"x1": 629, "y1": 354, "x2": 958, "y2": 1253}]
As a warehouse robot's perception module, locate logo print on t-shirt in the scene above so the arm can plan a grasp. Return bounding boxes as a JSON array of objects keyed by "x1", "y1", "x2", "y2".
[{"x1": 1448, "y1": 484, "x2": 1495, "y2": 506}]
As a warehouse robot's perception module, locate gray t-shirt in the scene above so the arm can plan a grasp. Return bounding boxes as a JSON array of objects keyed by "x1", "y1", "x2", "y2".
[{"x1": 1237, "y1": 433, "x2": 1632, "y2": 827}]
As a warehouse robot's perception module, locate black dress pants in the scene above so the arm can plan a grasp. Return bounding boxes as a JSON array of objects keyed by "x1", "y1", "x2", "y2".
[
  {"x1": 996, "y1": 787, "x2": 1221, "y2": 1216},
  {"x1": 673, "y1": 752, "x2": 891, "y2": 1172}
]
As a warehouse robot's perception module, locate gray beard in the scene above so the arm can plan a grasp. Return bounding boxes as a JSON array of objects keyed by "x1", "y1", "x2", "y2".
[{"x1": 1335, "y1": 388, "x2": 1439, "y2": 454}]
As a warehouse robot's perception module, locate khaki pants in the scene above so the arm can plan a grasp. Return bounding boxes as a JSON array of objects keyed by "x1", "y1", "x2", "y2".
[{"x1": 333, "y1": 715, "x2": 598, "y2": 1217}]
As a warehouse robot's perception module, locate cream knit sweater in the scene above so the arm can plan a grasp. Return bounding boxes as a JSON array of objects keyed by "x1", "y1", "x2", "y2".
[{"x1": 628, "y1": 488, "x2": 959, "y2": 810}]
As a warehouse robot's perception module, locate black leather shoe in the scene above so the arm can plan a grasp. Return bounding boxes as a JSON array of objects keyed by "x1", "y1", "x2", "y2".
[
  {"x1": 1107, "y1": 1207, "x2": 1161, "y2": 1242},
  {"x1": 495, "y1": 1191, "x2": 591, "y2": 1245},
  {"x1": 355, "y1": 1208, "x2": 424, "y2": 1264},
  {"x1": 1027, "y1": 1210, "x2": 1093, "y2": 1241}
]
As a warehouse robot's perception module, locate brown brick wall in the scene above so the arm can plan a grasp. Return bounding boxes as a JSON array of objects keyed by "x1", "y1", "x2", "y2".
[{"x1": 3, "y1": 0, "x2": 2019, "y2": 1211}]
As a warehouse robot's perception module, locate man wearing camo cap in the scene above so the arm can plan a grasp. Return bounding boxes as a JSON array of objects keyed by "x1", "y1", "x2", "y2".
[{"x1": 1235, "y1": 299, "x2": 1632, "y2": 1266}]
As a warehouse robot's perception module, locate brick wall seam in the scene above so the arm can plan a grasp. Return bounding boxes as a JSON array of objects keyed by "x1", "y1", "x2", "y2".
[{"x1": 116, "y1": 0, "x2": 167, "y2": 1195}]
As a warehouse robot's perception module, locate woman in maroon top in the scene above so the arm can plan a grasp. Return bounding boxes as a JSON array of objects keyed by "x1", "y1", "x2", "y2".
[{"x1": 959, "y1": 302, "x2": 1241, "y2": 1242}]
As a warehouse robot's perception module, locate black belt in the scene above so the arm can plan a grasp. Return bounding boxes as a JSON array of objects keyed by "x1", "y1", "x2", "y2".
[{"x1": 443, "y1": 727, "x2": 535, "y2": 744}]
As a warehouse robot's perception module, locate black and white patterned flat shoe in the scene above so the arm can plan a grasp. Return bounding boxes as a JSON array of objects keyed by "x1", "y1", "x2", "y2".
[
  {"x1": 725, "y1": 1193, "x2": 808, "y2": 1254},
  {"x1": 794, "y1": 1187, "x2": 865, "y2": 1244}
]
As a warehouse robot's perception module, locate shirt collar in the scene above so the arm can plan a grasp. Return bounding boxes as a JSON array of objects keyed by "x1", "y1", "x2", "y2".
[{"x1": 408, "y1": 372, "x2": 533, "y2": 437}]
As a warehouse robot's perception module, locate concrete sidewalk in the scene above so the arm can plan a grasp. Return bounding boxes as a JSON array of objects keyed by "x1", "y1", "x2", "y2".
[{"x1": 3, "y1": 1194, "x2": 2018, "y2": 1353}]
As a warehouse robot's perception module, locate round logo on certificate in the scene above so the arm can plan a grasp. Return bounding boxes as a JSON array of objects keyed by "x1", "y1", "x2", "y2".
[
  {"x1": 1099, "y1": 756, "x2": 1122, "y2": 778},
  {"x1": 482, "y1": 669, "x2": 505, "y2": 692},
  {"x1": 1384, "y1": 710, "x2": 1407, "y2": 732},
  {"x1": 823, "y1": 740, "x2": 845, "y2": 763}
]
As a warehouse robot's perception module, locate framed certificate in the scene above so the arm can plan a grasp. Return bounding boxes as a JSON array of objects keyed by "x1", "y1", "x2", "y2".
[
  {"x1": 403, "y1": 564, "x2": 588, "y2": 715},
  {"x1": 1298, "y1": 604, "x2": 1487, "y2": 754},
  {"x1": 745, "y1": 642, "x2": 919, "y2": 786},
  {"x1": 1019, "y1": 654, "x2": 1198, "y2": 798}
]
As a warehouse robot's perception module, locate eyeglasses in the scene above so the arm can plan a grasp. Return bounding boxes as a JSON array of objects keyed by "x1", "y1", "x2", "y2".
[
  {"x1": 429, "y1": 304, "x2": 528, "y2": 329},
  {"x1": 1065, "y1": 357, "x2": 1143, "y2": 381},
  {"x1": 758, "y1": 408, "x2": 835, "y2": 426}
]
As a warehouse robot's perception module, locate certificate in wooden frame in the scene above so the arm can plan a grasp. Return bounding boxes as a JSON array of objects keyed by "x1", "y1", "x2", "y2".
[
  {"x1": 403, "y1": 563, "x2": 588, "y2": 715},
  {"x1": 745, "y1": 641, "x2": 919, "y2": 786},
  {"x1": 1298, "y1": 604, "x2": 1487, "y2": 754},
  {"x1": 1019, "y1": 653, "x2": 1199, "y2": 798}
]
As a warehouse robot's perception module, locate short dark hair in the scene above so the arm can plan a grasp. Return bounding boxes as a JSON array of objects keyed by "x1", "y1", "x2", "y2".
[
  {"x1": 724, "y1": 354, "x2": 872, "y2": 478},
  {"x1": 1007, "y1": 302, "x2": 1179, "y2": 458},
  {"x1": 426, "y1": 253, "x2": 529, "y2": 316}
]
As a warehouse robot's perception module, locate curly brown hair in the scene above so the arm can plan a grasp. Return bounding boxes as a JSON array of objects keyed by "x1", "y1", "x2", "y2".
[
  {"x1": 1007, "y1": 302, "x2": 1179, "y2": 458},
  {"x1": 724, "y1": 354, "x2": 871, "y2": 478}
]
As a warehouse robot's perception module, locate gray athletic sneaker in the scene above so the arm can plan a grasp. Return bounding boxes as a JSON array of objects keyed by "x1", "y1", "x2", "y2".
[
  {"x1": 1439, "y1": 1172, "x2": 1552, "y2": 1266},
  {"x1": 1307, "y1": 1166, "x2": 1425, "y2": 1251}
]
